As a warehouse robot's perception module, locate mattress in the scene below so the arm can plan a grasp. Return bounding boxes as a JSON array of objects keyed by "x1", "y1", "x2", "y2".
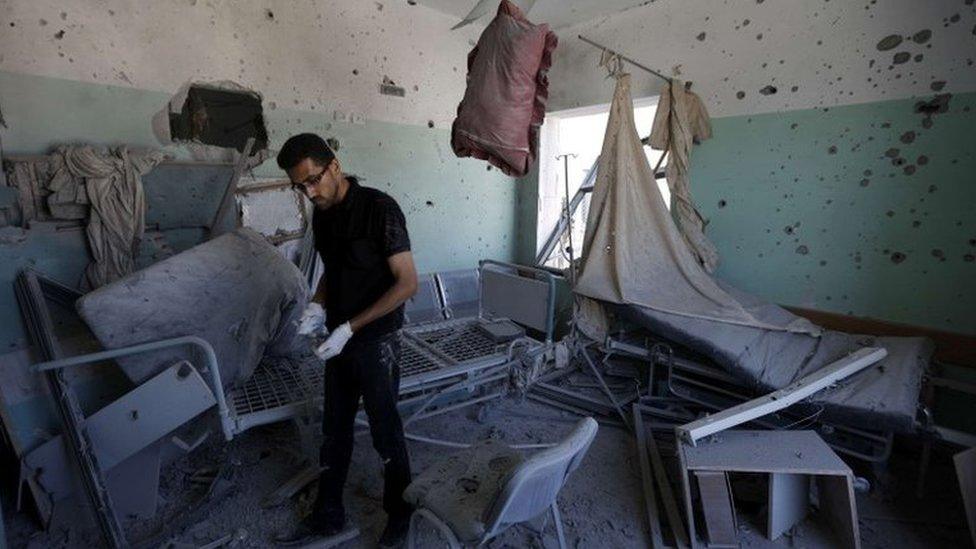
[{"x1": 613, "y1": 283, "x2": 931, "y2": 433}]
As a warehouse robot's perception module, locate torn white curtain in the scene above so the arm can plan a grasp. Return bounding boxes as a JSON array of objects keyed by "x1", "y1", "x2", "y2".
[
  {"x1": 648, "y1": 77, "x2": 718, "y2": 272},
  {"x1": 574, "y1": 74, "x2": 818, "y2": 335},
  {"x1": 46, "y1": 146, "x2": 166, "y2": 289}
]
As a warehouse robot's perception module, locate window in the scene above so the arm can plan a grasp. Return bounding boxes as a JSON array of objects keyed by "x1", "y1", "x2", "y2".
[{"x1": 536, "y1": 98, "x2": 669, "y2": 269}]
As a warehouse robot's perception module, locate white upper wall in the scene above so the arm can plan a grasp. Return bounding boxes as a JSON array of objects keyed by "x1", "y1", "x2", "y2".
[
  {"x1": 548, "y1": 0, "x2": 976, "y2": 116},
  {"x1": 2, "y1": 0, "x2": 972, "y2": 125},
  {"x1": 0, "y1": 0, "x2": 482, "y2": 127}
]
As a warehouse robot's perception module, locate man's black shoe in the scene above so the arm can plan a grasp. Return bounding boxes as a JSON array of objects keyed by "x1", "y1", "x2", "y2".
[
  {"x1": 378, "y1": 514, "x2": 412, "y2": 549},
  {"x1": 274, "y1": 514, "x2": 346, "y2": 547}
]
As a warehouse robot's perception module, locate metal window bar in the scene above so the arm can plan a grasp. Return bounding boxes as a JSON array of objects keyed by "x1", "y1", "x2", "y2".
[{"x1": 533, "y1": 160, "x2": 666, "y2": 269}]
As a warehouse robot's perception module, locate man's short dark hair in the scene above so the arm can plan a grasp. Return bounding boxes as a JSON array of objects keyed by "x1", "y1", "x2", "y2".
[{"x1": 276, "y1": 133, "x2": 336, "y2": 170}]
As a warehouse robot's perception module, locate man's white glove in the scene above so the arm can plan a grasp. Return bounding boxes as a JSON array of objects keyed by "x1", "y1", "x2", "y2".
[
  {"x1": 315, "y1": 322, "x2": 354, "y2": 361},
  {"x1": 297, "y1": 302, "x2": 327, "y2": 336}
]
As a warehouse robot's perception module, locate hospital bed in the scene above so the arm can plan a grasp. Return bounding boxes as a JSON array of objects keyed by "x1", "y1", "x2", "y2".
[
  {"x1": 607, "y1": 281, "x2": 932, "y2": 435},
  {"x1": 26, "y1": 259, "x2": 556, "y2": 443}
]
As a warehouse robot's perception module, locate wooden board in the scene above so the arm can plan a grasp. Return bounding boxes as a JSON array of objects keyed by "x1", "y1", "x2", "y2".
[
  {"x1": 646, "y1": 423, "x2": 689, "y2": 548},
  {"x1": 817, "y1": 474, "x2": 860, "y2": 549},
  {"x1": 633, "y1": 405, "x2": 665, "y2": 548},
  {"x1": 954, "y1": 447, "x2": 976, "y2": 548},
  {"x1": 767, "y1": 473, "x2": 808, "y2": 540},
  {"x1": 682, "y1": 431, "x2": 851, "y2": 476},
  {"x1": 694, "y1": 471, "x2": 737, "y2": 548}
]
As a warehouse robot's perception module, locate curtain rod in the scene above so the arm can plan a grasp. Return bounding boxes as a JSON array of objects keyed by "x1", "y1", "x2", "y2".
[{"x1": 578, "y1": 35, "x2": 672, "y2": 84}]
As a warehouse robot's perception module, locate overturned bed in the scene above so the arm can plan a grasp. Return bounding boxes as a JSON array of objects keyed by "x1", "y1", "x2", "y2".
[
  {"x1": 609, "y1": 283, "x2": 931, "y2": 435},
  {"x1": 16, "y1": 229, "x2": 555, "y2": 534}
]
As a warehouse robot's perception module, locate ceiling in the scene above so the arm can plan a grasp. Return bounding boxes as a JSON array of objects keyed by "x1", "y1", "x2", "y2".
[{"x1": 414, "y1": 0, "x2": 653, "y2": 30}]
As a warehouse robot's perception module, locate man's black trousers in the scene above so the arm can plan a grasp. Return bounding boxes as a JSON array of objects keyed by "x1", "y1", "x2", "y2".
[{"x1": 313, "y1": 333, "x2": 413, "y2": 522}]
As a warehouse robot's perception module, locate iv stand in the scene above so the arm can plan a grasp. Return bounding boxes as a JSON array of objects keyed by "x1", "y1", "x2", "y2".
[
  {"x1": 555, "y1": 152, "x2": 632, "y2": 429},
  {"x1": 555, "y1": 153, "x2": 579, "y2": 284}
]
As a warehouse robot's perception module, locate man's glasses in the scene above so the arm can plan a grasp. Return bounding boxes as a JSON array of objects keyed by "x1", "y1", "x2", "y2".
[{"x1": 291, "y1": 169, "x2": 326, "y2": 193}]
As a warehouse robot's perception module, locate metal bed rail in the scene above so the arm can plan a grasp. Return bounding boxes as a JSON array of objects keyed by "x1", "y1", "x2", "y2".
[
  {"x1": 226, "y1": 315, "x2": 549, "y2": 438},
  {"x1": 33, "y1": 335, "x2": 233, "y2": 441}
]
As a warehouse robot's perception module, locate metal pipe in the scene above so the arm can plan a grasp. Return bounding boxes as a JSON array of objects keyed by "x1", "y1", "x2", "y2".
[
  {"x1": 404, "y1": 370, "x2": 508, "y2": 426},
  {"x1": 578, "y1": 35, "x2": 671, "y2": 83},
  {"x1": 209, "y1": 137, "x2": 255, "y2": 237},
  {"x1": 408, "y1": 390, "x2": 506, "y2": 424},
  {"x1": 33, "y1": 335, "x2": 233, "y2": 441},
  {"x1": 578, "y1": 345, "x2": 632, "y2": 429}
]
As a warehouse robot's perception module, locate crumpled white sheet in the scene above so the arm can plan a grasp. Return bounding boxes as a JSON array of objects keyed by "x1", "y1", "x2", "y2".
[
  {"x1": 574, "y1": 74, "x2": 819, "y2": 336},
  {"x1": 49, "y1": 145, "x2": 167, "y2": 289},
  {"x1": 6, "y1": 146, "x2": 166, "y2": 289}
]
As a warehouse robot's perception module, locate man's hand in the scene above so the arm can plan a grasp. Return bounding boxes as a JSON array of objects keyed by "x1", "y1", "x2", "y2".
[
  {"x1": 315, "y1": 322, "x2": 353, "y2": 361},
  {"x1": 298, "y1": 302, "x2": 327, "y2": 336}
]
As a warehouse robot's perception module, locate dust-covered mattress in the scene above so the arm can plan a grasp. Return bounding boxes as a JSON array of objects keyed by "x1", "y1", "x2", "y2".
[
  {"x1": 614, "y1": 282, "x2": 931, "y2": 433},
  {"x1": 76, "y1": 228, "x2": 308, "y2": 389}
]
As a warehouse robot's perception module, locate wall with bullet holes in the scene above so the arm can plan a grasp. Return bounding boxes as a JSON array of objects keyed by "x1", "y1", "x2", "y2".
[
  {"x1": 0, "y1": 0, "x2": 523, "y2": 280},
  {"x1": 546, "y1": 0, "x2": 976, "y2": 334},
  {"x1": 1, "y1": 0, "x2": 974, "y2": 334}
]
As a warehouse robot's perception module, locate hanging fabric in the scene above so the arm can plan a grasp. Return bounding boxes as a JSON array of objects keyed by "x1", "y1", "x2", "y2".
[
  {"x1": 451, "y1": 0, "x2": 557, "y2": 177},
  {"x1": 45, "y1": 145, "x2": 166, "y2": 289},
  {"x1": 574, "y1": 74, "x2": 819, "y2": 335},
  {"x1": 648, "y1": 78, "x2": 718, "y2": 272}
]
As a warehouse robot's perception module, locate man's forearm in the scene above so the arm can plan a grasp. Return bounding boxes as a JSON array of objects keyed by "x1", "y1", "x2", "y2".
[{"x1": 349, "y1": 279, "x2": 416, "y2": 333}]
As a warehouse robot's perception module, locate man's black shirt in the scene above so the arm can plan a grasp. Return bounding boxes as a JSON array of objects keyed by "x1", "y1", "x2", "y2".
[{"x1": 313, "y1": 177, "x2": 411, "y2": 343}]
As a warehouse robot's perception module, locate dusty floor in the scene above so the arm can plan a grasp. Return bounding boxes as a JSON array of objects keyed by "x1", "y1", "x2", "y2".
[{"x1": 2, "y1": 395, "x2": 972, "y2": 548}]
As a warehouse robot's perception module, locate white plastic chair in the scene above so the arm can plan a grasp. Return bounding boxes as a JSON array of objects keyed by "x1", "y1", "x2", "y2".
[{"x1": 404, "y1": 417, "x2": 598, "y2": 548}]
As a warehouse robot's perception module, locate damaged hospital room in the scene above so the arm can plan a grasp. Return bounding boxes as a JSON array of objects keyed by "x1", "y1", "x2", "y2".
[{"x1": 2, "y1": 1, "x2": 976, "y2": 548}]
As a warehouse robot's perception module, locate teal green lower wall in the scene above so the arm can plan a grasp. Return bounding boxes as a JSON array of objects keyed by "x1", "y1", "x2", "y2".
[
  {"x1": 691, "y1": 92, "x2": 976, "y2": 335},
  {"x1": 0, "y1": 69, "x2": 527, "y2": 457},
  {"x1": 0, "y1": 69, "x2": 520, "y2": 275},
  {"x1": 514, "y1": 167, "x2": 540, "y2": 265}
]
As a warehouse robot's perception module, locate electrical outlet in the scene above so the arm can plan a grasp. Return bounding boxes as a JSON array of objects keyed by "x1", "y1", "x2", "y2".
[{"x1": 351, "y1": 112, "x2": 366, "y2": 126}]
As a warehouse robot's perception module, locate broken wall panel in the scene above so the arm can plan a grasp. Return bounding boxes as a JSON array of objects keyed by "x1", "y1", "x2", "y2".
[
  {"x1": 142, "y1": 162, "x2": 237, "y2": 235},
  {"x1": 236, "y1": 182, "x2": 306, "y2": 243},
  {"x1": 168, "y1": 85, "x2": 268, "y2": 153}
]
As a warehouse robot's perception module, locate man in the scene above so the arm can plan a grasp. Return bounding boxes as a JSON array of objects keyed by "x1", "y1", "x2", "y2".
[{"x1": 275, "y1": 133, "x2": 418, "y2": 547}]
